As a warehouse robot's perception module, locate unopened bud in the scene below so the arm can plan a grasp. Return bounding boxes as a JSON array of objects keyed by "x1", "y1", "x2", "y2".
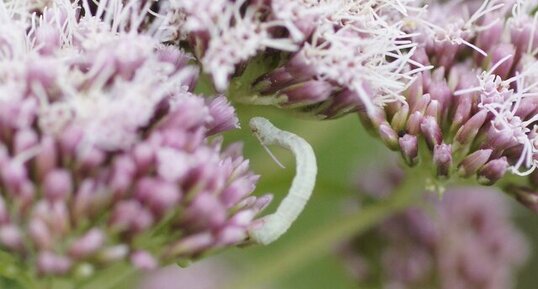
[
  {"x1": 478, "y1": 157, "x2": 509, "y2": 185},
  {"x1": 458, "y1": 149, "x2": 492, "y2": 178},
  {"x1": 433, "y1": 144, "x2": 452, "y2": 178},
  {"x1": 399, "y1": 134, "x2": 419, "y2": 166}
]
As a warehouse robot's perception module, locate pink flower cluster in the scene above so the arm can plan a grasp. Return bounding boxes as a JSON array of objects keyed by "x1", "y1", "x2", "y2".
[
  {"x1": 354, "y1": 0, "x2": 538, "y2": 208},
  {"x1": 344, "y1": 162, "x2": 528, "y2": 289},
  {"x1": 0, "y1": 1, "x2": 269, "y2": 277}
]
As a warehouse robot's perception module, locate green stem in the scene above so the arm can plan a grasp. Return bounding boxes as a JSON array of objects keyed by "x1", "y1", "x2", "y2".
[
  {"x1": 3, "y1": 263, "x2": 140, "y2": 289},
  {"x1": 226, "y1": 170, "x2": 426, "y2": 289},
  {"x1": 77, "y1": 263, "x2": 139, "y2": 289},
  {"x1": 0, "y1": 252, "x2": 39, "y2": 289}
]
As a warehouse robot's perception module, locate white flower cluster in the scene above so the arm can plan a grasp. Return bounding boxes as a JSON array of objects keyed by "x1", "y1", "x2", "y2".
[
  {"x1": 297, "y1": 0, "x2": 429, "y2": 112},
  {"x1": 170, "y1": 0, "x2": 429, "y2": 111},
  {"x1": 476, "y1": 66, "x2": 538, "y2": 176},
  {"x1": 476, "y1": 2, "x2": 538, "y2": 176},
  {"x1": 170, "y1": 0, "x2": 300, "y2": 91}
]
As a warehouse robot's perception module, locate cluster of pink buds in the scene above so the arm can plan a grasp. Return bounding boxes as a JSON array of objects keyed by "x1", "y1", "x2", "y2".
[
  {"x1": 0, "y1": 0, "x2": 270, "y2": 278},
  {"x1": 343, "y1": 163, "x2": 528, "y2": 289},
  {"x1": 356, "y1": 0, "x2": 538, "y2": 209}
]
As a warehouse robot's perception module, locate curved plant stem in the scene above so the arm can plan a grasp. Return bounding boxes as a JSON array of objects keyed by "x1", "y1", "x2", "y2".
[
  {"x1": 78, "y1": 263, "x2": 139, "y2": 289},
  {"x1": 226, "y1": 169, "x2": 426, "y2": 289}
]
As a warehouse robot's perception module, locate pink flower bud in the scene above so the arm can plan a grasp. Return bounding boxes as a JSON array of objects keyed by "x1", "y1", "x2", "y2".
[
  {"x1": 43, "y1": 170, "x2": 72, "y2": 201},
  {"x1": 69, "y1": 229, "x2": 105, "y2": 259},
  {"x1": 131, "y1": 251, "x2": 158, "y2": 271},
  {"x1": 458, "y1": 149, "x2": 492, "y2": 178},
  {"x1": 489, "y1": 44, "x2": 515, "y2": 79},
  {"x1": 421, "y1": 116, "x2": 442, "y2": 149},
  {"x1": 379, "y1": 123, "x2": 400, "y2": 151},
  {"x1": 0, "y1": 225, "x2": 23, "y2": 250},
  {"x1": 478, "y1": 157, "x2": 509, "y2": 185},
  {"x1": 281, "y1": 80, "x2": 334, "y2": 106},
  {"x1": 455, "y1": 110, "x2": 489, "y2": 146},
  {"x1": 29, "y1": 218, "x2": 53, "y2": 250},
  {"x1": 406, "y1": 111, "x2": 423, "y2": 136},
  {"x1": 399, "y1": 134, "x2": 419, "y2": 166},
  {"x1": 35, "y1": 136, "x2": 58, "y2": 181},
  {"x1": 37, "y1": 252, "x2": 72, "y2": 276},
  {"x1": 433, "y1": 144, "x2": 452, "y2": 178},
  {"x1": 206, "y1": 96, "x2": 239, "y2": 135},
  {"x1": 14, "y1": 129, "x2": 38, "y2": 155}
]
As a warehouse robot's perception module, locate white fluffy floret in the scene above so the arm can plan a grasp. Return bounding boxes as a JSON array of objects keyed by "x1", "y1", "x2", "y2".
[
  {"x1": 171, "y1": 0, "x2": 300, "y2": 91},
  {"x1": 296, "y1": 0, "x2": 429, "y2": 112},
  {"x1": 471, "y1": 64, "x2": 538, "y2": 176}
]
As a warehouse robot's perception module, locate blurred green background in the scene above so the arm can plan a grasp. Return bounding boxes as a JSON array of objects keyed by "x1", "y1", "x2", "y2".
[{"x1": 200, "y1": 104, "x2": 538, "y2": 289}]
